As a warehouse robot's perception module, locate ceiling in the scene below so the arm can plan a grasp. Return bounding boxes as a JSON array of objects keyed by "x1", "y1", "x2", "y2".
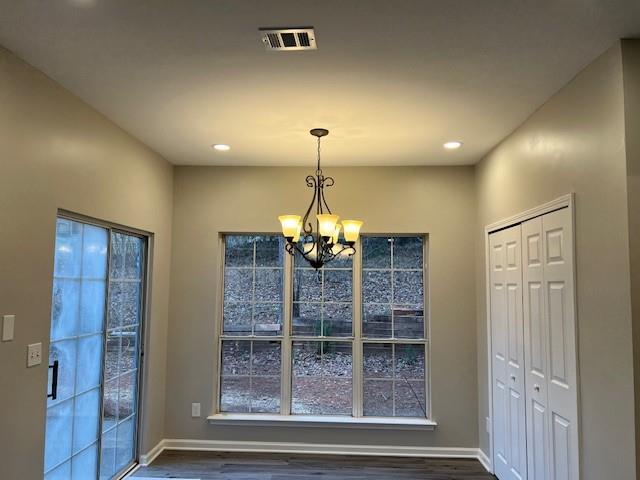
[{"x1": 1, "y1": 1, "x2": 639, "y2": 166}]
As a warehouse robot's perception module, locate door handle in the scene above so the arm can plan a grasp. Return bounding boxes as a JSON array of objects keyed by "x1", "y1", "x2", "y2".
[
  {"x1": 510, "y1": 375, "x2": 516, "y2": 381},
  {"x1": 48, "y1": 360, "x2": 59, "y2": 400},
  {"x1": 534, "y1": 384, "x2": 540, "y2": 392}
]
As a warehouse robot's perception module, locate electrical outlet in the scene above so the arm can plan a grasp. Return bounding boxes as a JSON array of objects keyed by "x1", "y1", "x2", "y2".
[
  {"x1": 191, "y1": 402, "x2": 201, "y2": 418},
  {"x1": 27, "y1": 342, "x2": 42, "y2": 367}
]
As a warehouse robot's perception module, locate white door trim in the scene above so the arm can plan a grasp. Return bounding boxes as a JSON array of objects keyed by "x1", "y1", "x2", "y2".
[
  {"x1": 484, "y1": 194, "x2": 573, "y2": 234},
  {"x1": 483, "y1": 193, "x2": 577, "y2": 476}
]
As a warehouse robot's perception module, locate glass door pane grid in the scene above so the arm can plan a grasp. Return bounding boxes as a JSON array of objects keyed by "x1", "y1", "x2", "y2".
[
  {"x1": 46, "y1": 219, "x2": 108, "y2": 478},
  {"x1": 100, "y1": 231, "x2": 145, "y2": 480}
]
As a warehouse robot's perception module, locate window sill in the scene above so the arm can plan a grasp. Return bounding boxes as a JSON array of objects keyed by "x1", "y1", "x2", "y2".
[{"x1": 207, "y1": 414, "x2": 437, "y2": 430}]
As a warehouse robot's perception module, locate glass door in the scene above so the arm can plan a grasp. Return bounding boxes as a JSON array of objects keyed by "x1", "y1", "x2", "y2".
[
  {"x1": 44, "y1": 217, "x2": 147, "y2": 480},
  {"x1": 100, "y1": 231, "x2": 145, "y2": 479}
]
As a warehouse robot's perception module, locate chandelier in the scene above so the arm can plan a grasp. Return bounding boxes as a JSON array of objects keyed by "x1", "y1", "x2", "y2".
[{"x1": 278, "y1": 128, "x2": 363, "y2": 270}]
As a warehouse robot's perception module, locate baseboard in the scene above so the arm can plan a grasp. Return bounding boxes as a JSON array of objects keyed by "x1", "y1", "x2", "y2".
[
  {"x1": 140, "y1": 438, "x2": 492, "y2": 473},
  {"x1": 139, "y1": 439, "x2": 166, "y2": 466},
  {"x1": 477, "y1": 448, "x2": 492, "y2": 473}
]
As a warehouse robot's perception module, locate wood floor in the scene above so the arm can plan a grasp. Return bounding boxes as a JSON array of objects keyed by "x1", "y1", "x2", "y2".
[{"x1": 131, "y1": 450, "x2": 496, "y2": 479}]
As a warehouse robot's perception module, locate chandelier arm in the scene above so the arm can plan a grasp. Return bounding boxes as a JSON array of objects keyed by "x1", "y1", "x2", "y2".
[
  {"x1": 330, "y1": 244, "x2": 357, "y2": 258},
  {"x1": 301, "y1": 175, "x2": 318, "y2": 235},
  {"x1": 286, "y1": 236, "x2": 327, "y2": 269},
  {"x1": 316, "y1": 174, "x2": 323, "y2": 216},
  {"x1": 319, "y1": 176, "x2": 334, "y2": 214},
  {"x1": 320, "y1": 241, "x2": 334, "y2": 265},
  {"x1": 285, "y1": 238, "x2": 311, "y2": 258}
]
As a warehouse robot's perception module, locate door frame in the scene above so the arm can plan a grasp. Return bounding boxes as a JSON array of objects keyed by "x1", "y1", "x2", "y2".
[
  {"x1": 483, "y1": 193, "x2": 579, "y2": 476},
  {"x1": 55, "y1": 209, "x2": 153, "y2": 479}
]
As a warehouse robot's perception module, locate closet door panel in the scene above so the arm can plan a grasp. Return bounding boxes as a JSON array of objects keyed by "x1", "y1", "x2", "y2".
[
  {"x1": 542, "y1": 209, "x2": 578, "y2": 480},
  {"x1": 491, "y1": 231, "x2": 509, "y2": 476},
  {"x1": 491, "y1": 226, "x2": 527, "y2": 480},
  {"x1": 523, "y1": 217, "x2": 550, "y2": 480},
  {"x1": 530, "y1": 400, "x2": 548, "y2": 480}
]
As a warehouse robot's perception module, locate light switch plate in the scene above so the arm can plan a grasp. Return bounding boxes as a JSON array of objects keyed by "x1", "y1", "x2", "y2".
[
  {"x1": 486, "y1": 416, "x2": 491, "y2": 434},
  {"x1": 27, "y1": 342, "x2": 42, "y2": 367},
  {"x1": 2, "y1": 315, "x2": 15, "y2": 341},
  {"x1": 191, "y1": 402, "x2": 201, "y2": 418}
]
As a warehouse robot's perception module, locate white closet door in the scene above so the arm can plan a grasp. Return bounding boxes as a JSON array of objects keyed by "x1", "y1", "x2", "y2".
[
  {"x1": 522, "y1": 217, "x2": 551, "y2": 480},
  {"x1": 542, "y1": 208, "x2": 579, "y2": 480},
  {"x1": 490, "y1": 225, "x2": 527, "y2": 480}
]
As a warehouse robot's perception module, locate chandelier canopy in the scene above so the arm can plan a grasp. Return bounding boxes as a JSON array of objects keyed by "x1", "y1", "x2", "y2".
[{"x1": 278, "y1": 128, "x2": 363, "y2": 269}]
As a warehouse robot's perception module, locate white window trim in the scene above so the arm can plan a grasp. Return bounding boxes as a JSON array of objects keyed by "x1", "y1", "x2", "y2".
[
  {"x1": 207, "y1": 413, "x2": 437, "y2": 430},
  {"x1": 214, "y1": 234, "x2": 432, "y2": 428}
]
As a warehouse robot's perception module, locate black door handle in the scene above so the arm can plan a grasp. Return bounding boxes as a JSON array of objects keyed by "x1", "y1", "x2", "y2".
[{"x1": 48, "y1": 360, "x2": 59, "y2": 400}]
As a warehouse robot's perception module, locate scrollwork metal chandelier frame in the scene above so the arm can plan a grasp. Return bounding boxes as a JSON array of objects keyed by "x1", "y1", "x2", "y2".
[{"x1": 279, "y1": 128, "x2": 362, "y2": 269}]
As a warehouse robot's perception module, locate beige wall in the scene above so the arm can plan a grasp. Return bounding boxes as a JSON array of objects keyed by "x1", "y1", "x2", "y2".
[
  {"x1": 0, "y1": 47, "x2": 173, "y2": 478},
  {"x1": 621, "y1": 38, "x2": 640, "y2": 477},
  {"x1": 475, "y1": 43, "x2": 637, "y2": 479},
  {"x1": 166, "y1": 165, "x2": 478, "y2": 448}
]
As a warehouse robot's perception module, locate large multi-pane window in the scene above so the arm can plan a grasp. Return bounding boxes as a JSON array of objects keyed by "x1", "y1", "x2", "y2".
[{"x1": 218, "y1": 234, "x2": 428, "y2": 420}]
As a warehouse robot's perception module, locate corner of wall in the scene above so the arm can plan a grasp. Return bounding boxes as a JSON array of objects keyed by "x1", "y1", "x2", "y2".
[{"x1": 620, "y1": 37, "x2": 640, "y2": 480}]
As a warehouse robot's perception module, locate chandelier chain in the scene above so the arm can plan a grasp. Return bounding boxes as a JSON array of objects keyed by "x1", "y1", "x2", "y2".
[{"x1": 316, "y1": 136, "x2": 322, "y2": 176}]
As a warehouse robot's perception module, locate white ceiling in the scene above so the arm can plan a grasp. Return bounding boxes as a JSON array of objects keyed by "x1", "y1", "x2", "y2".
[{"x1": 1, "y1": 1, "x2": 639, "y2": 166}]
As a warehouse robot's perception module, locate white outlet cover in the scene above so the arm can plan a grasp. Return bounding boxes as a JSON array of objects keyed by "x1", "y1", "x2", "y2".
[
  {"x1": 27, "y1": 342, "x2": 42, "y2": 367},
  {"x1": 191, "y1": 402, "x2": 201, "y2": 418}
]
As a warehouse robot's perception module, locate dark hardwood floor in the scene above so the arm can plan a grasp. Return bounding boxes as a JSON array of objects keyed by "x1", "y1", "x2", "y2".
[{"x1": 131, "y1": 450, "x2": 496, "y2": 479}]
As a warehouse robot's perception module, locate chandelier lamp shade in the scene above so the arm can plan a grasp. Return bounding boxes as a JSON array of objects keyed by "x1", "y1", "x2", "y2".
[{"x1": 278, "y1": 128, "x2": 363, "y2": 269}]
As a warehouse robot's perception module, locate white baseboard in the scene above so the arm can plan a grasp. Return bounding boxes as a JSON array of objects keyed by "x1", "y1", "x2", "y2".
[
  {"x1": 138, "y1": 438, "x2": 492, "y2": 473},
  {"x1": 477, "y1": 448, "x2": 492, "y2": 473},
  {"x1": 139, "y1": 439, "x2": 166, "y2": 466}
]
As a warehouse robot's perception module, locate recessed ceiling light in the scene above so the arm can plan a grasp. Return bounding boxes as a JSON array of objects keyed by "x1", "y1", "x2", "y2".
[
  {"x1": 212, "y1": 144, "x2": 230, "y2": 151},
  {"x1": 443, "y1": 141, "x2": 463, "y2": 150}
]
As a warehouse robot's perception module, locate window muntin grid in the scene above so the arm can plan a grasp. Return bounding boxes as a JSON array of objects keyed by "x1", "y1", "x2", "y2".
[
  {"x1": 219, "y1": 340, "x2": 281, "y2": 414},
  {"x1": 218, "y1": 234, "x2": 429, "y2": 420},
  {"x1": 291, "y1": 341, "x2": 353, "y2": 415},
  {"x1": 223, "y1": 235, "x2": 285, "y2": 336},
  {"x1": 362, "y1": 343, "x2": 426, "y2": 417},
  {"x1": 361, "y1": 236, "x2": 425, "y2": 340},
  {"x1": 292, "y1": 250, "x2": 353, "y2": 338}
]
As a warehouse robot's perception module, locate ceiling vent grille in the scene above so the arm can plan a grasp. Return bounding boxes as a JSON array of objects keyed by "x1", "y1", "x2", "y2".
[{"x1": 259, "y1": 27, "x2": 317, "y2": 51}]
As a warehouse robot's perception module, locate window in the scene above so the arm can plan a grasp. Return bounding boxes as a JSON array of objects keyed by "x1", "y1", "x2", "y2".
[
  {"x1": 292, "y1": 250, "x2": 353, "y2": 415},
  {"x1": 219, "y1": 236, "x2": 284, "y2": 413},
  {"x1": 218, "y1": 234, "x2": 428, "y2": 421},
  {"x1": 361, "y1": 236, "x2": 427, "y2": 417}
]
